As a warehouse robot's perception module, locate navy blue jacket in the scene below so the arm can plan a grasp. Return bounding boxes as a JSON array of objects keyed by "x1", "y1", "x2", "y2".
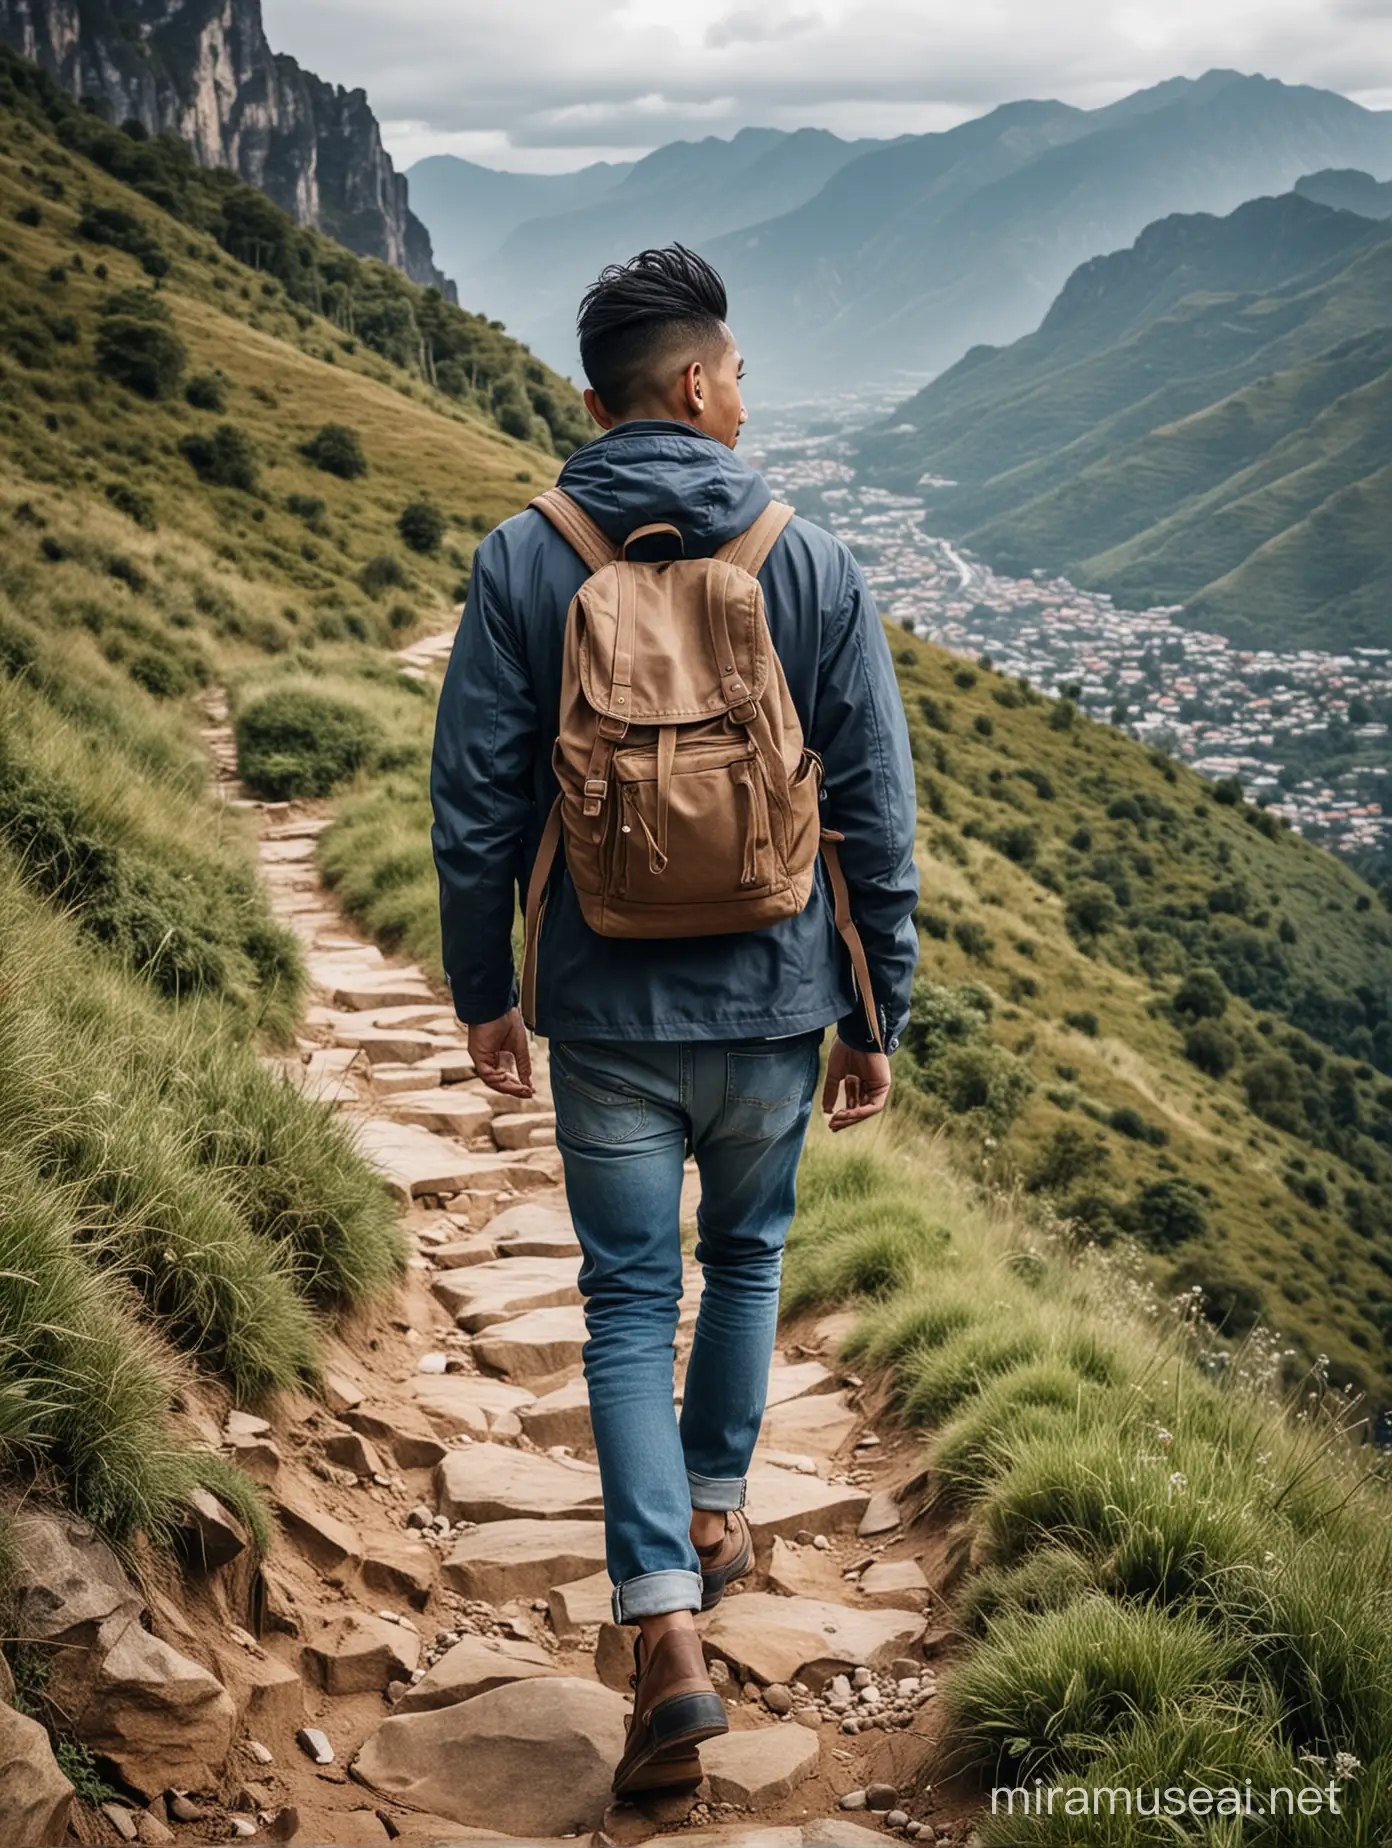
[{"x1": 430, "y1": 420, "x2": 919, "y2": 1050}]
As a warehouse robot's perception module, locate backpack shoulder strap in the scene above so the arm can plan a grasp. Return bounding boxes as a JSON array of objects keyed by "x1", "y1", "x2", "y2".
[
  {"x1": 530, "y1": 489, "x2": 618, "y2": 574},
  {"x1": 715, "y1": 501, "x2": 795, "y2": 576}
]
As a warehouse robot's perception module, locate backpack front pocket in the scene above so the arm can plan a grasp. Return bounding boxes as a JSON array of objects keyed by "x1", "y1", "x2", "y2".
[{"x1": 610, "y1": 738, "x2": 780, "y2": 911}]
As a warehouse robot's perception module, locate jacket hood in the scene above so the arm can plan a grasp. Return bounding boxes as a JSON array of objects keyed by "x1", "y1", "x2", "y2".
[{"x1": 555, "y1": 420, "x2": 772, "y2": 555}]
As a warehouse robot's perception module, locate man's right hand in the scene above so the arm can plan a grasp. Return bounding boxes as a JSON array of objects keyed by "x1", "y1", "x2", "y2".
[
  {"x1": 822, "y1": 1039, "x2": 892, "y2": 1132},
  {"x1": 468, "y1": 1007, "x2": 535, "y2": 1099}
]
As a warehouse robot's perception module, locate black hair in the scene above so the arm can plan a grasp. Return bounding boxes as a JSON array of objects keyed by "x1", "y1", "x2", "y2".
[{"x1": 577, "y1": 244, "x2": 728, "y2": 414}]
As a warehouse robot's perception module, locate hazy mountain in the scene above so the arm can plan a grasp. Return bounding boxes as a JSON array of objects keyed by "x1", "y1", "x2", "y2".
[
  {"x1": 0, "y1": 0, "x2": 450, "y2": 291},
  {"x1": 462, "y1": 125, "x2": 888, "y2": 369},
  {"x1": 1296, "y1": 167, "x2": 1392, "y2": 219},
  {"x1": 857, "y1": 191, "x2": 1392, "y2": 648},
  {"x1": 710, "y1": 72, "x2": 1392, "y2": 393},
  {"x1": 406, "y1": 154, "x2": 633, "y2": 296}
]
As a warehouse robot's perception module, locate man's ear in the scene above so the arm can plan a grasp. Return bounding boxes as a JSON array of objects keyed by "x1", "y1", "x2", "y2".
[
  {"x1": 681, "y1": 360, "x2": 705, "y2": 419},
  {"x1": 584, "y1": 387, "x2": 615, "y2": 430}
]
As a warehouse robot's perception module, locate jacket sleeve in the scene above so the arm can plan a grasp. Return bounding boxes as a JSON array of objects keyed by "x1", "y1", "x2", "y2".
[
  {"x1": 430, "y1": 543, "x2": 538, "y2": 1024},
  {"x1": 809, "y1": 547, "x2": 920, "y2": 1053}
]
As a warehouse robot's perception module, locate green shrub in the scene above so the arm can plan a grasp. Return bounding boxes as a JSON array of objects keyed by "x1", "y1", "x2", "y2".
[
  {"x1": 95, "y1": 313, "x2": 186, "y2": 398},
  {"x1": 937, "y1": 1042, "x2": 1033, "y2": 1131},
  {"x1": 1132, "y1": 1177, "x2": 1209, "y2": 1249},
  {"x1": 179, "y1": 422, "x2": 258, "y2": 491},
  {"x1": 397, "y1": 499, "x2": 446, "y2": 554},
  {"x1": 952, "y1": 919, "x2": 993, "y2": 960},
  {"x1": 234, "y1": 687, "x2": 383, "y2": 800},
  {"x1": 104, "y1": 480, "x2": 156, "y2": 529},
  {"x1": 1185, "y1": 1021, "x2": 1237, "y2": 1077},
  {"x1": 1173, "y1": 966, "x2": 1228, "y2": 1019},
  {"x1": 127, "y1": 649, "x2": 187, "y2": 700},
  {"x1": 1107, "y1": 1105, "x2": 1167, "y2": 1146},
  {"x1": 302, "y1": 422, "x2": 367, "y2": 478},
  {"x1": 184, "y1": 371, "x2": 227, "y2": 411},
  {"x1": 358, "y1": 553, "x2": 408, "y2": 597},
  {"x1": 989, "y1": 822, "x2": 1038, "y2": 865},
  {"x1": 1065, "y1": 880, "x2": 1118, "y2": 939},
  {"x1": 1063, "y1": 1009, "x2": 1099, "y2": 1036},
  {"x1": 1028, "y1": 1124, "x2": 1108, "y2": 1192}
]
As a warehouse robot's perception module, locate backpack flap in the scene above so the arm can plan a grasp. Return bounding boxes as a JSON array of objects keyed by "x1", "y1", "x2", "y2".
[{"x1": 574, "y1": 558, "x2": 770, "y2": 726}]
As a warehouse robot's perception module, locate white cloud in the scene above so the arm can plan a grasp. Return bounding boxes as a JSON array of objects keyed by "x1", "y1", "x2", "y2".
[{"x1": 258, "y1": 0, "x2": 1392, "y2": 170}]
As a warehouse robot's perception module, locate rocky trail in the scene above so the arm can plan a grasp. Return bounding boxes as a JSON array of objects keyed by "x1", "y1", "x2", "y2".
[{"x1": 10, "y1": 645, "x2": 976, "y2": 1848}]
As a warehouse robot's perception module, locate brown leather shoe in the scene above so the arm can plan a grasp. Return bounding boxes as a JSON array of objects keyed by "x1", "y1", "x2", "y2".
[
  {"x1": 611, "y1": 1627, "x2": 728, "y2": 1797},
  {"x1": 694, "y1": 1509, "x2": 752, "y2": 1611}
]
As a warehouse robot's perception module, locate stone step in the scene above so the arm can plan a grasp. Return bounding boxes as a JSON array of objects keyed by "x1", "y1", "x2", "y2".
[
  {"x1": 701, "y1": 1593, "x2": 926, "y2": 1689},
  {"x1": 470, "y1": 1305, "x2": 588, "y2": 1382},
  {"x1": 518, "y1": 1377, "x2": 592, "y2": 1450},
  {"x1": 546, "y1": 1568, "x2": 612, "y2": 1640},
  {"x1": 433, "y1": 1256, "x2": 581, "y2": 1331},
  {"x1": 764, "y1": 1360, "x2": 837, "y2": 1406},
  {"x1": 699, "y1": 1724, "x2": 819, "y2": 1808},
  {"x1": 352, "y1": 1121, "x2": 553, "y2": 1204},
  {"x1": 384, "y1": 1089, "x2": 496, "y2": 1140},
  {"x1": 442, "y1": 1518, "x2": 607, "y2": 1601},
  {"x1": 742, "y1": 1468, "x2": 870, "y2": 1549},
  {"x1": 493, "y1": 1111, "x2": 557, "y2": 1149},
  {"x1": 486, "y1": 1200, "x2": 579, "y2": 1259},
  {"x1": 411, "y1": 1376, "x2": 535, "y2": 1439},
  {"x1": 758, "y1": 1392, "x2": 858, "y2": 1459},
  {"x1": 334, "y1": 983, "x2": 438, "y2": 1010},
  {"x1": 434, "y1": 1443, "x2": 603, "y2": 1523},
  {"x1": 392, "y1": 1635, "x2": 558, "y2": 1715}
]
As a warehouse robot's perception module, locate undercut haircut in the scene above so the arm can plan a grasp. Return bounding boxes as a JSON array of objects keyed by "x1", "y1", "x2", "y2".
[{"x1": 577, "y1": 244, "x2": 728, "y2": 416}]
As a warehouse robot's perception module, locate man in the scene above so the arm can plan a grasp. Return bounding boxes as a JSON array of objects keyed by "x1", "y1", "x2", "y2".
[{"x1": 431, "y1": 245, "x2": 918, "y2": 1796}]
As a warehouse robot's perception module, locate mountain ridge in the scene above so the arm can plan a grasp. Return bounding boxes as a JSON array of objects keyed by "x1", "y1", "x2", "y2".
[{"x1": 0, "y1": 0, "x2": 452, "y2": 292}]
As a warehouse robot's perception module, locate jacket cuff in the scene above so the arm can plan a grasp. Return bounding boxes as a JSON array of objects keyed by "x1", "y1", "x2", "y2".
[
  {"x1": 445, "y1": 972, "x2": 517, "y2": 1028},
  {"x1": 837, "y1": 1008, "x2": 900, "y2": 1056}
]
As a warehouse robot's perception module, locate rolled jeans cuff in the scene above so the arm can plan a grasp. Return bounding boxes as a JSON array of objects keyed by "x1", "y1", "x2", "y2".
[
  {"x1": 611, "y1": 1568, "x2": 703, "y2": 1625},
  {"x1": 687, "y1": 1468, "x2": 747, "y2": 1513}
]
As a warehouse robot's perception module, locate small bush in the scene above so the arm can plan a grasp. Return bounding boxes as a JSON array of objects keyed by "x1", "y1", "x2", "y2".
[
  {"x1": 915, "y1": 906, "x2": 950, "y2": 941},
  {"x1": 1185, "y1": 1022, "x2": 1237, "y2": 1078},
  {"x1": 14, "y1": 201, "x2": 42, "y2": 227},
  {"x1": 972, "y1": 713, "x2": 994, "y2": 738},
  {"x1": 989, "y1": 822, "x2": 1038, "y2": 866},
  {"x1": 1173, "y1": 966, "x2": 1228, "y2": 1019},
  {"x1": 937, "y1": 1043, "x2": 1033, "y2": 1133},
  {"x1": 1065, "y1": 880, "x2": 1118, "y2": 939},
  {"x1": 358, "y1": 553, "x2": 408, "y2": 597},
  {"x1": 1107, "y1": 1105, "x2": 1167, "y2": 1146},
  {"x1": 1048, "y1": 697, "x2": 1076, "y2": 731},
  {"x1": 1132, "y1": 1177, "x2": 1209, "y2": 1249},
  {"x1": 1028, "y1": 1124, "x2": 1108, "y2": 1193},
  {"x1": 104, "y1": 481, "x2": 156, "y2": 529},
  {"x1": 234, "y1": 688, "x2": 383, "y2": 800},
  {"x1": 953, "y1": 920, "x2": 993, "y2": 960},
  {"x1": 301, "y1": 423, "x2": 367, "y2": 479},
  {"x1": 397, "y1": 499, "x2": 446, "y2": 554},
  {"x1": 1063, "y1": 1010, "x2": 1099, "y2": 1037},
  {"x1": 127, "y1": 650, "x2": 188, "y2": 700},
  {"x1": 95, "y1": 314, "x2": 186, "y2": 399},
  {"x1": 179, "y1": 422, "x2": 258, "y2": 492},
  {"x1": 184, "y1": 372, "x2": 227, "y2": 411}
]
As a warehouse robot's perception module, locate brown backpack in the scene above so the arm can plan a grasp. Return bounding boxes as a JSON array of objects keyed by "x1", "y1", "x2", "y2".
[{"x1": 520, "y1": 487, "x2": 882, "y2": 1048}]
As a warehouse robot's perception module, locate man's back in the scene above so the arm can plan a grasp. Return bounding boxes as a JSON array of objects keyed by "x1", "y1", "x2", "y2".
[{"x1": 431, "y1": 416, "x2": 919, "y2": 1049}]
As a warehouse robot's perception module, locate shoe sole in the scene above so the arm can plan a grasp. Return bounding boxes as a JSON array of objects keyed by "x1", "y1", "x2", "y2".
[
  {"x1": 699, "y1": 1533, "x2": 753, "y2": 1612},
  {"x1": 612, "y1": 1691, "x2": 729, "y2": 1797}
]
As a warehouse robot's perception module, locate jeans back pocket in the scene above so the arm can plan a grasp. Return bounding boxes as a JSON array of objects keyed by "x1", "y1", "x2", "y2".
[{"x1": 724, "y1": 1038, "x2": 819, "y2": 1144}]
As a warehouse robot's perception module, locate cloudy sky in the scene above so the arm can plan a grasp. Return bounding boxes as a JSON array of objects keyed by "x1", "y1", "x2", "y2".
[{"x1": 262, "y1": 0, "x2": 1392, "y2": 171}]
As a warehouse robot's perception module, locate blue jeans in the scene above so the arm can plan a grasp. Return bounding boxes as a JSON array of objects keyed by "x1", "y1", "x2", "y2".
[{"x1": 549, "y1": 1031, "x2": 822, "y2": 1624}]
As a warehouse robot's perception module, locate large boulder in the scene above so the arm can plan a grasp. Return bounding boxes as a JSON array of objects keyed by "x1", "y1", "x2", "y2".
[
  {"x1": 699, "y1": 1724, "x2": 819, "y2": 1806},
  {"x1": 9, "y1": 1513, "x2": 236, "y2": 1797},
  {"x1": 76, "y1": 1623, "x2": 238, "y2": 1798},
  {"x1": 0, "y1": 1703, "x2": 73, "y2": 1848},
  {"x1": 353, "y1": 1677, "x2": 629, "y2": 1835}
]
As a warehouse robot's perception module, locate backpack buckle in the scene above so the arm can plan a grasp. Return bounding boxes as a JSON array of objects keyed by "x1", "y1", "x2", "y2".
[
  {"x1": 583, "y1": 776, "x2": 608, "y2": 817},
  {"x1": 728, "y1": 698, "x2": 757, "y2": 726},
  {"x1": 599, "y1": 714, "x2": 629, "y2": 741}
]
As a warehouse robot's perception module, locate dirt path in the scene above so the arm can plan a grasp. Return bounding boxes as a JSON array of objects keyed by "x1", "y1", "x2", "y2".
[{"x1": 184, "y1": 666, "x2": 974, "y2": 1848}]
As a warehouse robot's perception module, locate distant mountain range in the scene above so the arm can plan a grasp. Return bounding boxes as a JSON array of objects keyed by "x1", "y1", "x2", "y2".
[
  {"x1": 409, "y1": 71, "x2": 1392, "y2": 390},
  {"x1": 410, "y1": 126, "x2": 887, "y2": 370},
  {"x1": 1297, "y1": 167, "x2": 1392, "y2": 219},
  {"x1": 0, "y1": 0, "x2": 450, "y2": 291},
  {"x1": 857, "y1": 184, "x2": 1392, "y2": 649}
]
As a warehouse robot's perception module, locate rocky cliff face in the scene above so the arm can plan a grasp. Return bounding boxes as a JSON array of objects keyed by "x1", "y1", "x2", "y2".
[{"x1": 0, "y1": 0, "x2": 452, "y2": 292}]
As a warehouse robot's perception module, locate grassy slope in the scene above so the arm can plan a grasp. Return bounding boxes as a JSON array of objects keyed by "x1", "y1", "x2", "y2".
[
  {"x1": 858, "y1": 202, "x2": 1392, "y2": 647},
  {"x1": 0, "y1": 74, "x2": 570, "y2": 1546},
  {"x1": 787, "y1": 1126, "x2": 1392, "y2": 1839}
]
